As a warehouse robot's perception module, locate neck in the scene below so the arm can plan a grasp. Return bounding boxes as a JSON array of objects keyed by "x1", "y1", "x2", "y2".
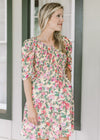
[{"x1": 39, "y1": 28, "x2": 54, "y2": 42}]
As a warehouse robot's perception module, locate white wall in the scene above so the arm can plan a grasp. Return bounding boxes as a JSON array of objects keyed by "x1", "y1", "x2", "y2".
[
  {"x1": 0, "y1": 0, "x2": 100, "y2": 140},
  {"x1": 0, "y1": 0, "x2": 23, "y2": 140},
  {"x1": 78, "y1": 0, "x2": 100, "y2": 140},
  {"x1": 12, "y1": 0, "x2": 22, "y2": 139}
]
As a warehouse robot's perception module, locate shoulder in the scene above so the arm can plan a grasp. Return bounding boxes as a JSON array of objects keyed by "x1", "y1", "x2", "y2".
[
  {"x1": 62, "y1": 35, "x2": 72, "y2": 52},
  {"x1": 22, "y1": 37, "x2": 37, "y2": 50},
  {"x1": 62, "y1": 35, "x2": 72, "y2": 46},
  {"x1": 23, "y1": 37, "x2": 36, "y2": 45}
]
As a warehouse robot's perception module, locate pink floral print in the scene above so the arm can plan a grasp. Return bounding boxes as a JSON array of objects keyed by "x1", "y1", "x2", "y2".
[{"x1": 20, "y1": 35, "x2": 74, "y2": 139}]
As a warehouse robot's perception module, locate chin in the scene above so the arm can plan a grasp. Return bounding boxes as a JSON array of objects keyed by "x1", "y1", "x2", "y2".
[{"x1": 55, "y1": 28, "x2": 62, "y2": 31}]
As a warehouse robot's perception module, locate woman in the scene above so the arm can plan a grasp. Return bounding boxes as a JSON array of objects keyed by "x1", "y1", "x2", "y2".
[{"x1": 20, "y1": 2, "x2": 74, "y2": 140}]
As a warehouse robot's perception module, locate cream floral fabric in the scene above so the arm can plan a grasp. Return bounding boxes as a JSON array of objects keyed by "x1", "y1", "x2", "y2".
[{"x1": 20, "y1": 35, "x2": 74, "y2": 139}]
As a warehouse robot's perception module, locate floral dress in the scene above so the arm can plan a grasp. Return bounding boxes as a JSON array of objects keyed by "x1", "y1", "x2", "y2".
[{"x1": 20, "y1": 35, "x2": 74, "y2": 140}]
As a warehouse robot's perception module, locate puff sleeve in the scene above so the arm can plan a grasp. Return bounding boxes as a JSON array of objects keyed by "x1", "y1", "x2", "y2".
[
  {"x1": 64, "y1": 36, "x2": 72, "y2": 72},
  {"x1": 21, "y1": 39, "x2": 35, "y2": 80}
]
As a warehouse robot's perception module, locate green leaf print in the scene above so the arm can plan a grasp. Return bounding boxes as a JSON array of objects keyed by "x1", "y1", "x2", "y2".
[
  {"x1": 55, "y1": 93, "x2": 59, "y2": 96},
  {"x1": 49, "y1": 88, "x2": 52, "y2": 92},
  {"x1": 61, "y1": 113, "x2": 66, "y2": 118},
  {"x1": 46, "y1": 103, "x2": 49, "y2": 108}
]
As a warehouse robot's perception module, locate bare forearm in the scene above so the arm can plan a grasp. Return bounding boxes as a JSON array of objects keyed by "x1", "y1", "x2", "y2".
[{"x1": 23, "y1": 77, "x2": 34, "y2": 110}]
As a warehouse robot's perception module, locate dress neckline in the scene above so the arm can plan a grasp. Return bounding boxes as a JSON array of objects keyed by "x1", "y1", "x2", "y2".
[
  {"x1": 34, "y1": 36, "x2": 56, "y2": 48},
  {"x1": 33, "y1": 36, "x2": 66, "y2": 57}
]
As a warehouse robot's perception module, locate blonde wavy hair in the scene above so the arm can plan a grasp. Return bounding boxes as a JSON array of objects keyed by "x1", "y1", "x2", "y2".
[{"x1": 38, "y1": 2, "x2": 66, "y2": 54}]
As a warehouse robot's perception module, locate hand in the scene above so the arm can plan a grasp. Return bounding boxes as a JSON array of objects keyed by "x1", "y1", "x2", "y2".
[
  {"x1": 28, "y1": 107, "x2": 38, "y2": 125},
  {"x1": 67, "y1": 73, "x2": 71, "y2": 82},
  {"x1": 66, "y1": 67, "x2": 71, "y2": 82}
]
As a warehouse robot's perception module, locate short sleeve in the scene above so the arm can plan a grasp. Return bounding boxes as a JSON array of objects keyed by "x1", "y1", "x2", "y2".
[
  {"x1": 63, "y1": 36, "x2": 72, "y2": 72},
  {"x1": 21, "y1": 39, "x2": 35, "y2": 80}
]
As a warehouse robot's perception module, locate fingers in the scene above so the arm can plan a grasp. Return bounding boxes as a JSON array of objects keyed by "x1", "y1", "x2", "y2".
[
  {"x1": 34, "y1": 118, "x2": 38, "y2": 125},
  {"x1": 28, "y1": 115, "x2": 38, "y2": 125},
  {"x1": 28, "y1": 118, "x2": 37, "y2": 125},
  {"x1": 27, "y1": 107, "x2": 39, "y2": 125}
]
